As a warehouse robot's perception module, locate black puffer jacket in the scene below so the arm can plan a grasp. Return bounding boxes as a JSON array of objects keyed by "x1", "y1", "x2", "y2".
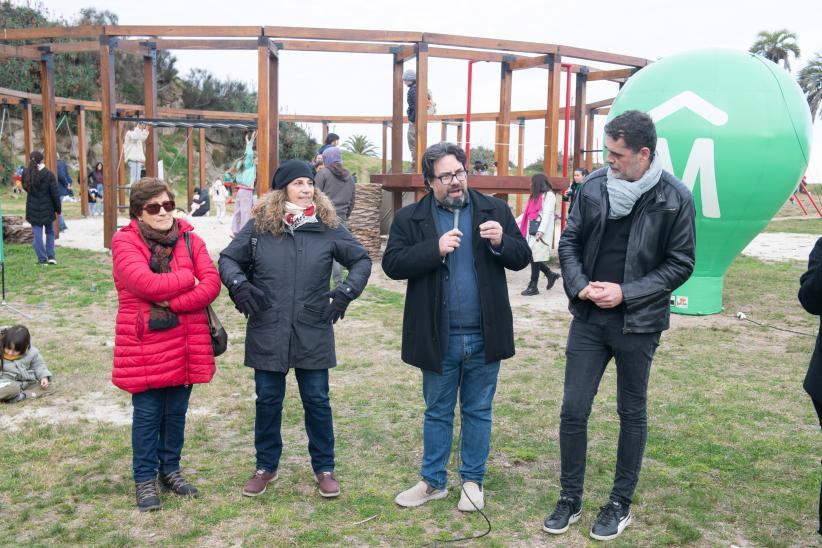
[
  {"x1": 558, "y1": 167, "x2": 696, "y2": 333},
  {"x1": 218, "y1": 213, "x2": 371, "y2": 373},
  {"x1": 799, "y1": 236, "x2": 822, "y2": 402},
  {"x1": 24, "y1": 168, "x2": 61, "y2": 226}
]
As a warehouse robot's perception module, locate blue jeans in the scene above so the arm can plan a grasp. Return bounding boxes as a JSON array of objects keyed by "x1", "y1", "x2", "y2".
[
  {"x1": 421, "y1": 333, "x2": 501, "y2": 489},
  {"x1": 31, "y1": 223, "x2": 55, "y2": 262},
  {"x1": 131, "y1": 385, "x2": 193, "y2": 483},
  {"x1": 254, "y1": 368, "x2": 334, "y2": 473},
  {"x1": 559, "y1": 319, "x2": 660, "y2": 505}
]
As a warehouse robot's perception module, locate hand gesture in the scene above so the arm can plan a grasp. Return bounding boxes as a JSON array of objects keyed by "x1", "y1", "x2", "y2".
[
  {"x1": 323, "y1": 287, "x2": 354, "y2": 324},
  {"x1": 439, "y1": 229, "x2": 462, "y2": 257},
  {"x1": 587, "y1": 281, "x2": 623, "y2": 309},
  {"x1": 479, "y1": 221, "x2": 503, "y2": 247}
]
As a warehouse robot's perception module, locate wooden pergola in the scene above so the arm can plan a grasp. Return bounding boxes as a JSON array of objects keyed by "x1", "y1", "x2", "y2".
[{"x1": 0, "y1": 25, "x2": 649, "y2": 248}]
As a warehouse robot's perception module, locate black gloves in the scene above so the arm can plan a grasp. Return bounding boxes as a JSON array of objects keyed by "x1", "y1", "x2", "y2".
[
  {"x1": 231, "y1": 281, "x2": 271, "y2": 317},
  {"x1": 322, "y1": 286, "x2": 355, "y2": 324}
]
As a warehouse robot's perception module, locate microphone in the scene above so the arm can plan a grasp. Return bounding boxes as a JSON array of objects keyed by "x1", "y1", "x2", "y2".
[{"x1": 451, "y1": 196, "x2": 466, "y2": 231}]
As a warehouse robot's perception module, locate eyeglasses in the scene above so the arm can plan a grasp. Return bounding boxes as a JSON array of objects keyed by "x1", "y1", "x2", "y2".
[
  {"x1": 143, "y1": 200, "x2": 175, "y2": 215},
  {"x1": 433, "y1": 169, "x2": 468, "y2": 185}
]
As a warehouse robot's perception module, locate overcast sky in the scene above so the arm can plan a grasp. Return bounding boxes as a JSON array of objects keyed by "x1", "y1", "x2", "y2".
[{"x1": 44, "y1": 0, "x2": 822, "y2": 179}]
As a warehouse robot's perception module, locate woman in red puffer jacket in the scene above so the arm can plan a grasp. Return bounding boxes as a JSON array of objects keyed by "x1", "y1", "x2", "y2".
[{"x1": 111, "y1": 177, "x2": 220, "y2": 513}]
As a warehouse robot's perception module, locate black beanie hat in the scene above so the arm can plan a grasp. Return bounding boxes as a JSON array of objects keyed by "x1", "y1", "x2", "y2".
[{"x1": 272, "y1": 159, "x2": 314, "y2": 190}]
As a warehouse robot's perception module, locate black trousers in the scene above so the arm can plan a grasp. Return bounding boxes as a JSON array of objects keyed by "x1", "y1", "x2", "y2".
[
  {"x1": 814, "y1": 396, "x2": 822, "y2": 536},
  {"x1": 559, "y1": 319, "x2": 660, "y2": 506},
  {"x1": 530, "y1": 261, "x2": 554, "y2": 283}
]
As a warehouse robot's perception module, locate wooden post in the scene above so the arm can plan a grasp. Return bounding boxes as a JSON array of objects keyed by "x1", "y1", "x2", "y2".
[
  {"x1": 198, "y1": 127, "x2": 206, "y2": 189},
  {"x1": 496, "y1": 61, "x2": 512, "y2": 176},
  {"x1": 256, "y1": 38, "x2": 278, "y2": 196},
  {"x1": 22, "y1": 100, "x2": 33, "y2": 161},
  {"x1": 440, "y1": 121, "x2": 447, "y2": 142},
  {"x1": 585, "y1": 110, "x2": 595, "y2": 172},
  {"x1": 573, "y1": 70, "x2": 587, "y2": 171},
  {"x1": 544, "y1": 54, "x2": 561, "y2": 177},
  {"x1": 381, "y1": 121, "x2": 388, "y2": 174},
  {"x1": 322, "y1": 121, "x2": 329, "y2": 143},
  {"x1": 391, "y1": 53, "x2": 403, "y2": 174},
  {"x1": 456, "y1": 121, "x2": 463, "y2": 149},
  {"x1": 414, "y1": 42, "x2": 429, "y2": 173},
  {"x1": 516, "y1": 117, "x2": 525, "y2": 216},
  {"x1": 187, "y1": 127, "x2": 194, "y2": 206},
  {"x1": 117, "y1": 123, "x2": 126, "y2": 207},
  {"x1": 77, "y1": 107, "x2": 88, "y2": 216},
  {"x1": 99, "y1": 36, "x2": 119, "y2": 249},
  {"x1": 143, "y1": 46, "x2": 158, "y2": 177},
  {"x1": 40, "y1": 50, "x2": 59, "y2": 239}
]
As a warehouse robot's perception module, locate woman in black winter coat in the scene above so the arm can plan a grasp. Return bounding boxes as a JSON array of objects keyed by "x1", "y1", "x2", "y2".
[
  {"x1": 22, "y1": 151, "x2": 61, "y2": 265},
  {"x1": 219, "y1": 159, "x2": 371, "y2": 500},
  {"x1": 799, "y1": 236, "x2": 822, "y2": 537}
]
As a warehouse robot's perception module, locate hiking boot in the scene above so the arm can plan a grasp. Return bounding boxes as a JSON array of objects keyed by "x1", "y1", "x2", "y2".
[
  {"x1": 521, "y1": 281, "x2": 539, "y2": 296},
  {"x1": 242, "y1": 469, "x2": 278, "y2": 497},
  {"x1": 135, "y1": 478, "x2": 161, "y2": 512},
  {"x1": 543, "y1": 496, "x2": 582, "y2": 534},
  {"x1": 395, "y1": 480, "x2": 448, "y2": 508},
  {"x1": 590, "y1": 500, "x2": 631, "y2": 541},
  {"x1": 315, "y1": 471, "x2": 340, "y2": 498},
  {"x1": 546, "y1": 271, "x2": 561, "y2": 290},
  {"x1": 159, "y1": 470, "x2": 199, "y2": 498},
  {"x1": 457, "y1": 481, "x2": 484, "y2": 512}
]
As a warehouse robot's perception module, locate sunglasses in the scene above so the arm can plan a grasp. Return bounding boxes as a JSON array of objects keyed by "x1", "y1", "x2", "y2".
[{"x1": 143, "y1": 200, "x2": 175, "y2": 215}]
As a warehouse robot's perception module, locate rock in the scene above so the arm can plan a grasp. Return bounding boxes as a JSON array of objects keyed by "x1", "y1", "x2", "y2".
[{"x1": 2, "y1": 215, "x2": 33, "y2": 244}]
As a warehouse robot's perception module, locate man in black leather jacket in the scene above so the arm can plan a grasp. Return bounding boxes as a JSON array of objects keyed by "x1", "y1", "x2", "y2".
[{"x1": 543, "y1": 111, "x2": 695, "y2": 541}]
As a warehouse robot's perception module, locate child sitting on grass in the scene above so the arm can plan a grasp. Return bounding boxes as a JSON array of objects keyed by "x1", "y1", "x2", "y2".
[{"x1": 0, "y1": 325, "x2": 53, "y2": 403}]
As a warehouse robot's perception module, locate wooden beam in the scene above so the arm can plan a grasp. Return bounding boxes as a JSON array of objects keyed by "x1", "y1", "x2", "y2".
[
  {"x1": 496, "y1": 62, "x2": 512, "y2": 176},
  {"x1": 198, "y1": 128, "x2": 206, "y2": 189},
  {"x1": 275, "y1": 40, "x2": 395, "y2": 54},
  {"x1": 440, "y1": 121, "x2": 447, "y2": 142},
  {"x1": 143, "y1": 48, "x2": 158, "y2": 177},
  {"x1": 428, "y1": 47, "x2": 507, "y2": 63},
  {"x1": 22, "y1": 100, "x2": 33, "y2": 161},
  {"x1": 77, "y1": 107, "x2": 88, "y2": 216},
  {"x1": 509, "y1": 54, "x2": 552, "y2": 71},
  {"x1": 322, "y1": 121, "x2": 329, "y2": 142},
  {"x1": 382, "y1": 122, "x2": 388, "y2": 174},
  {"x1": 586, "y1": 68, "x2": 637, "y2": 82},
  {"x1": 393, "y1": 44, "x2": 416, "y2": 62},
  {"x1": 544, "y1": 57, "x2": 561, "y2": 177},
  {"x1": 423, "y1": 33, "x2": 557, "y2": 55},
  {"x1": 264, "y1": 26, "x2": 421, "y2": 43},
  {"x1": 256, "y1": 37, "x2": 278, "y2": 196},
  {"x1": 0, "y1": 25, "x2": 103, "y2": 40},
  {"x1": 573, "y1": 71, "x2": 587, "y2": 170},
  {"x1": 40, "y1": 51, "x2": 58, "y2": 193},
  {"x1": 105, "y1": 25, "x2": 262, "y2": 38},
  {"x1": 557, "y1": 45, "x2": 649, "y2": 68},
  {"x1": 0, "y1": 44, "x2": 41, "y2": 60},
  {"x1": 187, "y1": 128, "x2": 194, "y2": 206},
  {"x1": 99, "y1": 38, "x2": 118, "y2": 249},
  {"x1": 392, "y1": 54, "x2": 403, "y2": 173},
  {"x1": 27, "y1": 41, "x2": 98, "y2": 54},
  {"x1": 414, "y1": 43, "x2": 428, "y2": 172},
  {"x1": 456, "y1": 122, "x2": 463, "y2": 149},
  {"x1": 152, "y1": 38, "x2": 258, "y2": 50}
]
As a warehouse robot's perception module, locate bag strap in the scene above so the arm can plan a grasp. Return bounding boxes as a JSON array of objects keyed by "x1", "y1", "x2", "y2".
[
  {"x1": 248, "y1": 234, "x2": 258, "y2": 283},
  {"x1": 183, "y1": 231, "x2": 193, "y2": 260}
]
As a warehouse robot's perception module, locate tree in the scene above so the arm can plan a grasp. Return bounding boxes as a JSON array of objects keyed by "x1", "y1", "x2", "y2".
[
  {"x1": 342, "y1": 134, "x2": 378, "y2": 157},
  {"x1": 798, "y1": 53, "x2": 822, "y2": 120},
  {"x1": 750, "y1": 29, "x2": 801, "y2": 71}
]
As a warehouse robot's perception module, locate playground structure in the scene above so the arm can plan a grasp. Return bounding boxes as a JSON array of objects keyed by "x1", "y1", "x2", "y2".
[{"x1": 0, "y1": 25, "x2": 651, "y2": 248}]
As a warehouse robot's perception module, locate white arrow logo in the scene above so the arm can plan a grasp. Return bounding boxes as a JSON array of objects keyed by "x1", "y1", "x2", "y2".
[{"x1": 649, "y1": 92, "x2": 728, "y2": 218}]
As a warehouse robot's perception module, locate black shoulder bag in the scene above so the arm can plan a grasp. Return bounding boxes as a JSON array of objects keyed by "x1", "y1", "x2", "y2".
[{"x1": 184, "y1": 233, "x2": 228, "y2": 357}]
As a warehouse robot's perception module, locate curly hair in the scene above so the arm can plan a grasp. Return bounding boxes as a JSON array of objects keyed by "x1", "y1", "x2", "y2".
[{"x1": 252, "y1": 188, "x2": 339, "y2": 236}]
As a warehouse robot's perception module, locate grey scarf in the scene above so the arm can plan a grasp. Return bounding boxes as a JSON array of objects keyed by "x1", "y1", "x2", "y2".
[{"x1": 605, "y1": 154, "x2": 663, "y2": 219}]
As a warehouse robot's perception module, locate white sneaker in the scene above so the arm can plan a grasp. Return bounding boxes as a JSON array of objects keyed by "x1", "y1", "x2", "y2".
[
  {"x1": 395, "y1": 480, "x2": 448, "y2": 508},
  {"x1": 457, "y1": 481, "x2": 484, "y2": 512}
]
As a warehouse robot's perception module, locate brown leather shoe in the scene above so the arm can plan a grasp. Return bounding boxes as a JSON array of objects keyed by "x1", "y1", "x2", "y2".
[
  {"x1": 242, "y1": 469, "x2": 278, "y2": 497},
  {"x1": 315, "y1": 471, "x2": 340, "y2": 498}
]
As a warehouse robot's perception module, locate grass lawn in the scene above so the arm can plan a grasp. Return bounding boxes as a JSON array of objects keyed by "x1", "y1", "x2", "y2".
[
  {"x1": 764, "y1": 216, "x2": 822, "y2": 234},
  {"x1": 0, "y1": 244, "x2": 819, "y2": 546}
]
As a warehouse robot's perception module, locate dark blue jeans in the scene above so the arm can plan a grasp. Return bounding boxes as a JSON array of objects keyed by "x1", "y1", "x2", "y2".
[
  {"x1": 254, "y1": 368, "x2": 334, "y2": 474},
  {"x1": 31, "y1": 223, "x2": 55, "y2": 263},
  {"x1": 559, "y1": 319, "x2": 660, "y2": 506},
  {"x1": 421, "y1": 333, "x2": 501, "y2": 489},
  {"x1": 132, "y1": 385, "x2": 193, "y2": 483}
]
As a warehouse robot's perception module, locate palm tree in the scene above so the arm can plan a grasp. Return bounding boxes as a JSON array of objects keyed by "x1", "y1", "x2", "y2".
[
  {"x1": 342, "y1": 135, "x2": 378, "y2": 157},
  {"x1": 750, "y1": 29, "x2": 801, "y2": 71},
  {"x1": 798, "y1": 53, "x2": 822, "y2": 120}
]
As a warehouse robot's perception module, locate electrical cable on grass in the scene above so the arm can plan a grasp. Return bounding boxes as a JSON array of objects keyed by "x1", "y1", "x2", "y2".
[{"x1": 734, "y1": 311, "x2": 815, "y2": 337}]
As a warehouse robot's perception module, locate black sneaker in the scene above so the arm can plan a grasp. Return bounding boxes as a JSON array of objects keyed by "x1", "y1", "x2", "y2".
[
  {"x1": 159, "y1": 470, "x2": 199, "y2": 497},
  {"x1": 135, "y1": 479, "x2": 161, "y2": 512},
  {"x1": 542, "y1": 496, "x2": 582, "y2": 534},
  {"x1": 546, "y1": 271, "x2": 561, "y2": 290},
  {"x1": 590, "y1": 500, "x2": 631, "y2": 541}
]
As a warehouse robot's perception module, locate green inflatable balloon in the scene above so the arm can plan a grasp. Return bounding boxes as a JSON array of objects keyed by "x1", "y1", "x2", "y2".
[{"x1": 608, "y1": 48, "x2": 813, "y2": 315}]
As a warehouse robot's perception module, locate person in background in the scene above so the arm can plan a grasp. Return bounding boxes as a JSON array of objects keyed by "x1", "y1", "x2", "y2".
[
  {"x1": 56, "y1": 153, "x2": 71, "y2": 231},
  {"x1": 211, "y1": 179, "x2": 227, "y2": 222},
  {"x1": 88, "y1": 184, "x2": 101, "y2": 216},
  {"x1": 318, "y1": 133, "x2": 340, "y2": 155},
  {"x1": 798, "y1": 236, "x2": 822, "y2": 538},
  {"x1": 22, "y1": 150, "x2": 61, "y2": 265},
  {"x1": 88, "y1": 162, "x2": 105, "y2": 216},
  {"x1": 124, "y1": 123, "x2": 149, "y2": 185},
  {"x1": 189, "y1": 187, "x2": 210, "y2": 217},
  {"x1": 519, "y1": 173, "x2": 560, "y2": 296},
  {"x1": 12, "y1": 165, "x2": 24, "y2": 195},
  {"x1": 230, "y1": 131, "x2": 257, "y2": 236},
  {"x1": 219, "y1": 159, "x2": 371, "y2": 500},
  {"x1": 314, "y1": 146, "x2": 356, "y2": 287},
  {"x1": 312, "y1": 154, "x2": 325, "y2": 174},
  {"x1": 565, "y1": 167, "x2": 589, "y2": 212},
  {"x1": 403, "y1": 69, "x2": 417, "y2": 167},
  {"x1": 0, "y1": 324, "x2": 53, "y2": 403},
  {"x1": 111, "y1": 177, "x2": 221, "y2": 512}
]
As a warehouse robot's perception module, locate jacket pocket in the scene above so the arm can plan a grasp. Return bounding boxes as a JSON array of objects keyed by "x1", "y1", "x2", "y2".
[
  {"x1": 135, "y1": 309, "x2": 145, "y2": 341},
  {"x1": 294, "y1": 306, "x2": 334, "y2": 364}
]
